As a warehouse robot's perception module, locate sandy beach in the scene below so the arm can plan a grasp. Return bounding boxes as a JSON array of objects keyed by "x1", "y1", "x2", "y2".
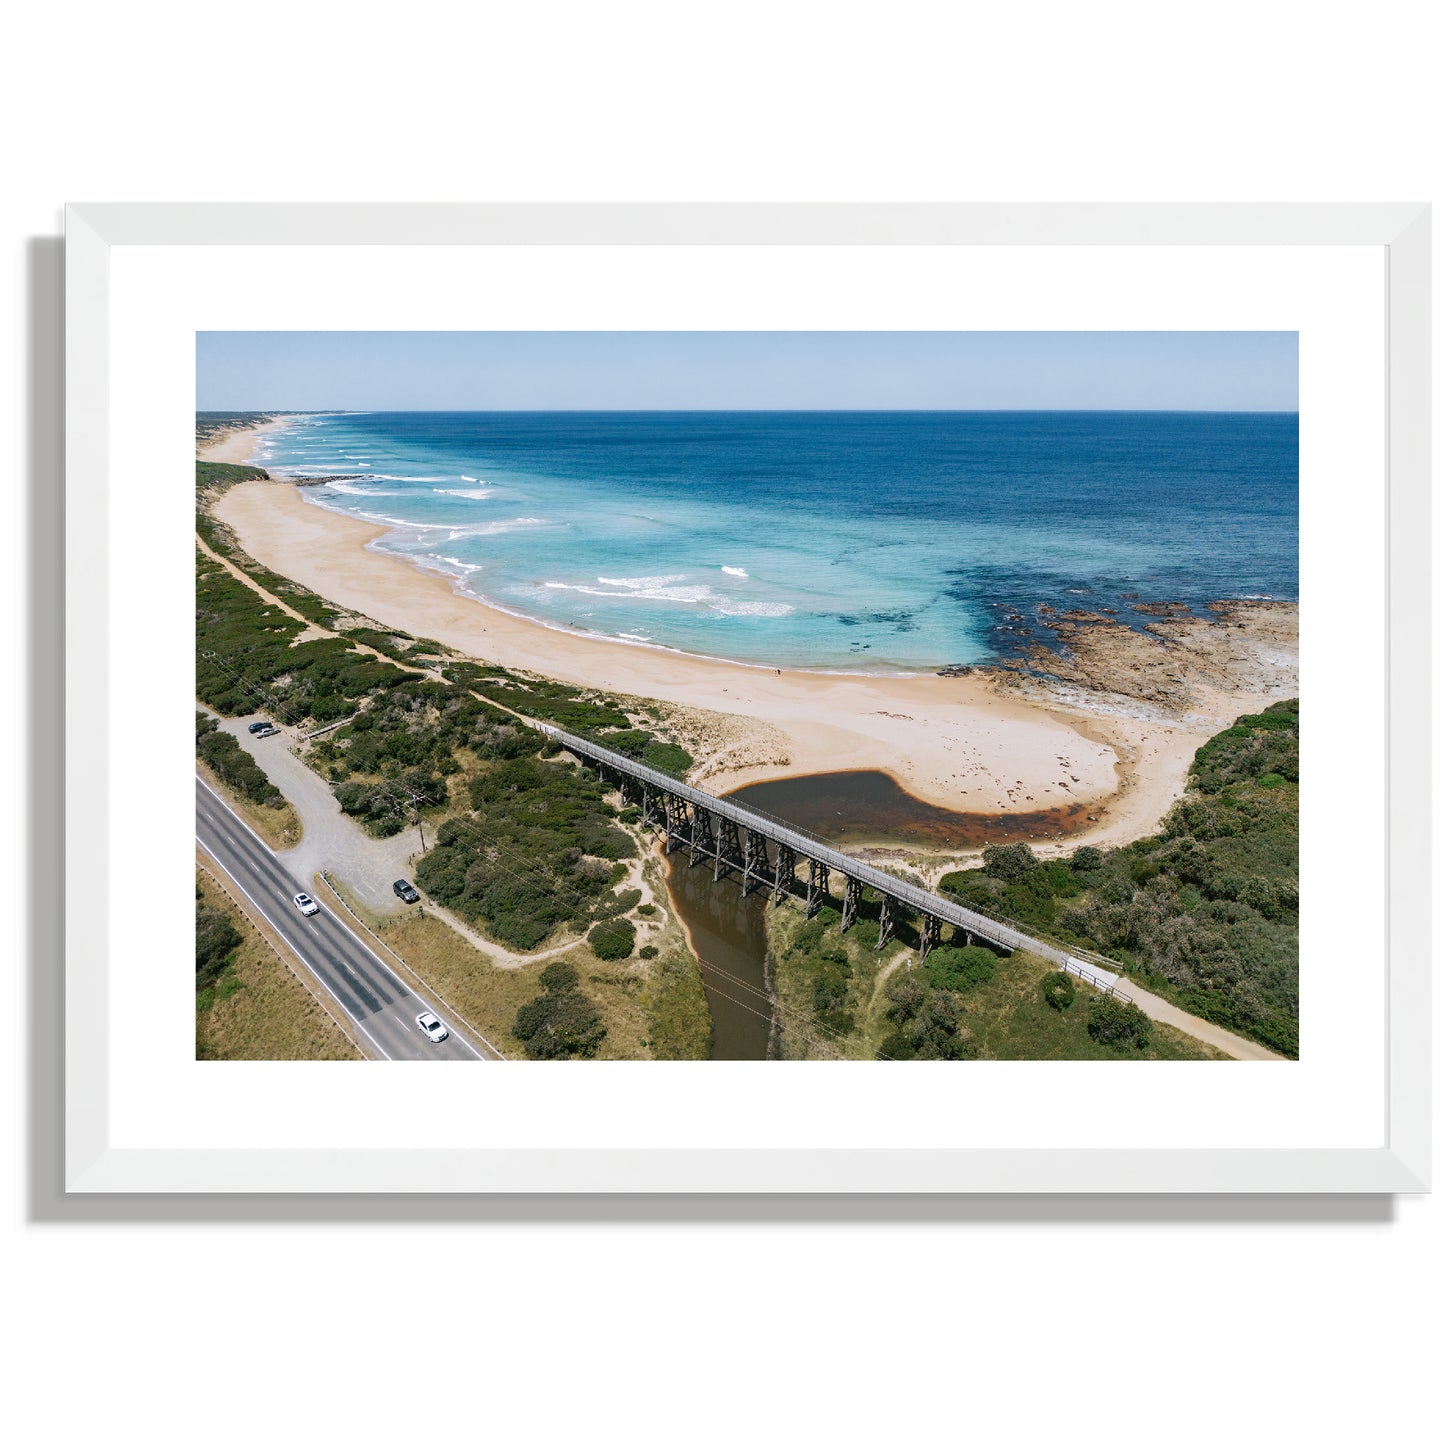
[
  {"x1": 211, "y1": 484, "x2": 1196, "y2": 852},
  {"x1": 201, "y1": 420, "x2": 1297, "y2": 854},
  {"x1": 199, "y1": 415, "x2": 298, "y2": 465}
]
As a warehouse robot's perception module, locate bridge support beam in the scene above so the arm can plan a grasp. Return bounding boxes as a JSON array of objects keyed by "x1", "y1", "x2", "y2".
[
  {"x1": 714, "y1": 816, "x2": 742, "y2": 881},
  {"x1": 741, "y1": 830, "x2": 768, "y2": 894},
  {"x1": 840, "y1": 877, "x2": 862, "y2": 932},
  {"x1": 689, "y1": 805, "x2": 715, "y2": 866},
  {"x1": 805, "y1": 859, "x2": 830, "y2": 918},
  {"x1": 919, "y1": 913, "x2": 941, "y2": 960},
  {"x1": 664, "y1": 794, "x2": 689, "y2": 854},
  {"x1": 772, "y1": 845, "x2": 797, "y2": 905},
  {"x1": 876, "y1": 894, "x2": 895, "y2": 950}
]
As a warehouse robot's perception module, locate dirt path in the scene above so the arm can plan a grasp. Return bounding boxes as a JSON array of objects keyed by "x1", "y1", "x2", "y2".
[{"x1": 1121, "y1": 987, "x2": 1284, "y2": 1061}]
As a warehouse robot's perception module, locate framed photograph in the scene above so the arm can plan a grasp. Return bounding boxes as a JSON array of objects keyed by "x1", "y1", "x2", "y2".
[{"x1": 65, "y1": 204, "x2": 1429, "y2": 1193}]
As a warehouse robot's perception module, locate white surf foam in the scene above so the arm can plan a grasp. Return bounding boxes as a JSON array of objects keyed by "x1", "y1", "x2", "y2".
[{"x1": 711, "y1": 599, "x2": 795, "y2": 617}]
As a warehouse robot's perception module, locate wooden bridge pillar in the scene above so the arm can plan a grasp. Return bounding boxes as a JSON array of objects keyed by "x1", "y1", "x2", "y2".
[
  {"x1": 741, "y1": 830, "x2": 768, "y2": 894},
  {"x1": 689, "y1": 805, "x2": 715, "y2": 866},
  {"x1": 919, "y1": 913, "x2": 941, "y2": 960},
  {"x1": 840, "y1": 877, "x2": 862, "y2": 932},
  {"x1": 664, "y1": 793, "x2": 689, "y2": 854},
  {"x1": 805, "y1": 859, "x2": 830, "y2": 918},
  {"x1": 714, "y1": 816, "x2": 742, "y2": 881},
  {"x1": 876, "y1": 893, "x2": 895, "y2": 950},
  {"x1": 772, "y1": 845, "x2": 797, "y2": 905}
]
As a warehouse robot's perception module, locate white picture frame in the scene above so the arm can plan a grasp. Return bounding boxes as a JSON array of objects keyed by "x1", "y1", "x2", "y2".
[{"x1": 63, "y1": 203, "x2": 1430, "y2": 1194}]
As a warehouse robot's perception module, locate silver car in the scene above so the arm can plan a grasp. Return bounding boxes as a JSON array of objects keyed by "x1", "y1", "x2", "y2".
[{"x1": 292, "y1": 892, "x2": 320, "y2": 917}]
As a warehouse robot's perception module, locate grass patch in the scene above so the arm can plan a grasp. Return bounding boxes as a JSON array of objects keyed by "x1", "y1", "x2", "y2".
[
  {"x1": 340, "y1": 894, "x2": 659, "y2": 1060},
  {"x1": 195, "y1": 870, "x2": 359, "y2": 1061},
  {"x1": 950, "y1": 950, "x2": 1225, "y2": 1060},
  {"x1": 764, "y1": 899, "x2": 1226, "y2": 1060},
  {"x1": 768, "y1": 901, "x2": 903, "y2": 1059},
  {"x1": 641, "y1": 948, "x2": 713, "y2": 1059}
]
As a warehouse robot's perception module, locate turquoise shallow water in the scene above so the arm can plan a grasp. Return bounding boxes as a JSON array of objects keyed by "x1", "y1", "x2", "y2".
[{"x1": 253, "y1": 410, "x2": 1298, "y2": 672}]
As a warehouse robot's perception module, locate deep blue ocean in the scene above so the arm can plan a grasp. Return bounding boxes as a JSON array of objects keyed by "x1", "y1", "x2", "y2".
[{"x1": 252, "y1": 411, "x2": 1298, "y2": 672}]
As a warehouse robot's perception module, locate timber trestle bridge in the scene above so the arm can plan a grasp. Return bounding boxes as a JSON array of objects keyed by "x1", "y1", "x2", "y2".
[{"x1": 534, "y1": 723, "x2": 1111, "y2": 978}]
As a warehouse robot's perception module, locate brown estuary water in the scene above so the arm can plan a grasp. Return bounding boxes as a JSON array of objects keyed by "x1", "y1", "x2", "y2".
[{"x1": 661, "y1": 769, "x2": 1096, "y2": 1059}]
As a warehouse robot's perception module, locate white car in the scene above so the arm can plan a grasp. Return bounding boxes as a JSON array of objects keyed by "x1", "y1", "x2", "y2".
[
  {"x1": 416, "y1": 1011, "x2": 450, "y2": 1043},
  {"x1": 256, "y1": 725, "x2": 280, "y2": 738},
  {"x1": 292, "y1": 892, "x2": 320, "y2": 917}
]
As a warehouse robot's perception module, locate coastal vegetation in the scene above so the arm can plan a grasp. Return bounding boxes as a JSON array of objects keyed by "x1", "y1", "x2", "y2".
[
  {"x1": 323, "y1": 873, "x2": 710, "y2": 1061},
  {"x1": 195, "y1": 870, "x2": 358, "y2": 1061},
  {"x1": 196, "y1": 459, "x2": 269, "y2": 499},
  {"x1": 765, "y1": 898, "x2": 1223, "y2": 1060},
  {"x1": 195, "y1": 507, "x2": 710, "y2": 1058},
  {"x1": 415, "y1": 755, "x2": 638, "y2": 950},
  {"x1": 196, "y1": 411, "x2": 288, "y2": 449},
  {"x1": 939, "y1": 699, "x2": 1300, "y2": 1056},
  {"x1": 196, "y1": 712, "x2": 282, "y2": 806},
  {"x1": 195, "y1": 884, "x2": 243, "y2": 1007},
  {"x1": 512, "y1": 961, "x2": 607, "y2": 1059},
  {"x1": 195, "y1": 711, "x2": 302, "y2": 847}
]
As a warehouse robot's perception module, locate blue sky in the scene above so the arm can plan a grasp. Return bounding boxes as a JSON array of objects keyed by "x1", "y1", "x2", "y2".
[{"x1": 196, "y1": 331, "x2": 1299, "y2": 411}]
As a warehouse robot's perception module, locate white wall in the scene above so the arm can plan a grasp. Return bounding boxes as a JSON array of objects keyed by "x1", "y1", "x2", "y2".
[{"x1": 2, "y1": 4, "x2": 1438, "y2": 1440}]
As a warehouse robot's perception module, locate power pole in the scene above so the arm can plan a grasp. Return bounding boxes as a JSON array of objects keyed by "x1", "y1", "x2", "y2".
[{"x1": 400, "y1": 784, "x2": 428, "y2": 853}]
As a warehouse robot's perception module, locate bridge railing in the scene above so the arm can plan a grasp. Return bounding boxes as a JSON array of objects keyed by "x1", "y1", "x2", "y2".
[{"x1": 536, "y1": 723, "x2": 1073, "y2": 955}]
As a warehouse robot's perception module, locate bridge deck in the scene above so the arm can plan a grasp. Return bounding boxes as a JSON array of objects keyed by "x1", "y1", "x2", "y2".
[{"x1": 534, "y1": 723, "x2": 1098, "y2": 972}]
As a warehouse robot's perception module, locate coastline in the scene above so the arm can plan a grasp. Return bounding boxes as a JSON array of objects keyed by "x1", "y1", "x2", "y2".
[
  {"x1": 202, "y1": 422, "x2": 1297, "y2": 854},
  {"x1": 199, "y1": 414, "x2": 299, "y2": 465}
]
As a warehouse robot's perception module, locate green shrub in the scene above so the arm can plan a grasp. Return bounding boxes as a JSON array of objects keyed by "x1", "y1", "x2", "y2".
[
  {"x1": 1087, "y1": 996, "x2": 1152, "y2": 1050},
  {"x1": 1041, "y1": 972, "x2": 1076, "y2": 1012},
  {"x1": 196, "y1": 901, "x2": 242, "y2": 992},
  {"x1": 924, "y1": 945, "x2": 997, "y2": 993},
  {"x1": 877, "y1": 987, "x2": 977, "y2": 1061},
  {"x1": 1070, "y1": 845, "x2": 1104, "y2": 872},
  {"x1": 589, "y1": 917, "x2": 637, "y2": 961},
  {"x1": 638, "y1": 944, "x2": 659, "y2": 960},
  {"x1": 539, "y1": 961, "x2": 579, "y2": 995},
  {"x1": 195, "y1": 721, "x2": 283, "y2": 807},
  {"x1": 512, "y1": 988, "x2": 607, "y2": 1059},
  {"x1": 642, "y1": 741, "x2": 693, "y2": 775},
  {"x1": 982, "y1": 842, "x2": 1039, "y2": 882},
  {"x1": 938, "y1": 870, "x2": 1002, "y2": 909}
]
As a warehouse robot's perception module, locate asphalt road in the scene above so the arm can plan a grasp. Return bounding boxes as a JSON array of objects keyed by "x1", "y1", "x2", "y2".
[{"x1": 196, "y1": 776, "x2": 487, "y2": 1062}]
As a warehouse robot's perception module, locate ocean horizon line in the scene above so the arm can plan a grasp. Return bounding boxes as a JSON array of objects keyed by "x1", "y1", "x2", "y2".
[{"x1": 203, "y1": 405, "x2": 1302, "y2": 416}]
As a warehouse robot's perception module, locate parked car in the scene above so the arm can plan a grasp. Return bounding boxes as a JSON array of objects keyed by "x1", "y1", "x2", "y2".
[
  {"x1": 247, "y1": 720, "x2": 272, "y2": 734},
  {"x1": 416, "y1": 1011, "x2": 449, "y2": 1043},
  {"x1": 392, "y1": 879, "x2": 420, "y2": 903},
  {"x1": 255, "y1": 726, "x2": 280, "y2": 738},
  {"x1": 292, "y1": 892, "x2": 320, "y2": 917}
]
